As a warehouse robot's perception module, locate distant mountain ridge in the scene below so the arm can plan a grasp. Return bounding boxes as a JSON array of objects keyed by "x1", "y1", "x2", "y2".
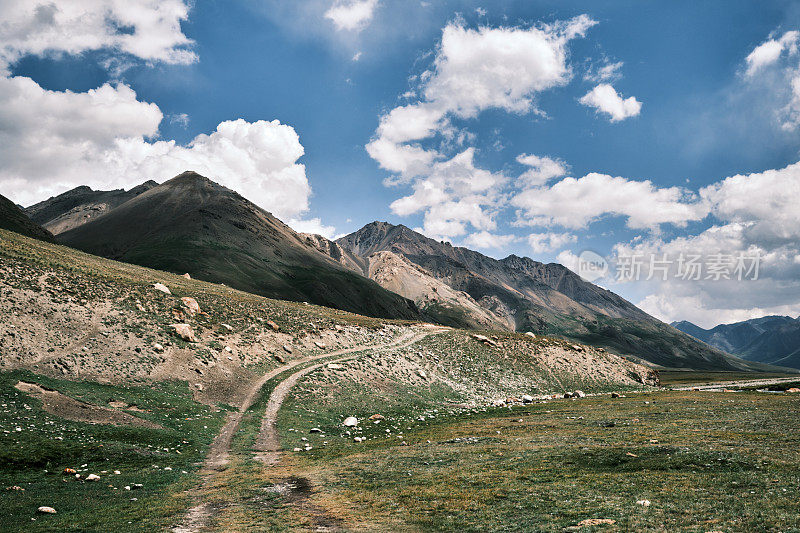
[
  {"x1": 56, "y1": 172, "x2": 421, "y2": 321},
  {"x1": 672, "y1": 316, "x2": 800, "y2": 369},
  {"x1": 305, "y1": 221, "x2": 771, "y2": 370},
  {"x1": 26, "y1": 181, "x2": 159, "y2": 234}
]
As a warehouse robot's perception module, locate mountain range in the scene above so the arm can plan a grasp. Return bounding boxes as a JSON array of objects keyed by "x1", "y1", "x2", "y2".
[
  {"x1": 5, "y1": 170, "x2": 785, "y2": 372},
  {"x1": 672, "y1": 317, "x2": 800, "y2": 369}
]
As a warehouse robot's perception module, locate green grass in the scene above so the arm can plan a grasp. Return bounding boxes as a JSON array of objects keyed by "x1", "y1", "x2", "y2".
[
  {"x1": 0, "y1": 370, "x2": 227, "y2": 532},
  {"x1": 270, "y1": 390, "x2": 800, "y2": 531}
]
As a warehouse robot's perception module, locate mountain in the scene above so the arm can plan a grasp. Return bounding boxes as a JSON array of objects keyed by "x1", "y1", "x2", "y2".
[
  {"x1": 25, "y1": 180, "x2": 158, "y2": 234},
  {"x1": 57, "y1": 172, "x2": 420, "y2": 320},
  {"x1": 305, "y1": 221, "x2": 770, "y2": 371},
  {"x1": 0, "y1": 193, "x2": 54, "y2": 241},
  {"x1": 673, "y1": 317, "x2": 800, "y2": 368}
]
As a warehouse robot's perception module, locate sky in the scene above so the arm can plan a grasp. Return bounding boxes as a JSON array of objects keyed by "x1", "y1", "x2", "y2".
[{"x1": 2, "y1": 0, "x2": 800, "y2": 328}]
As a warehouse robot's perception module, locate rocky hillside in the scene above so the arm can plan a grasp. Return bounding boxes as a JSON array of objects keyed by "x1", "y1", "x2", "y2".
[
  {"x1": 0, "y1": 228, "x2": 657, "y2": 404},
  {"x1": 673, "y1": 317, "x2": 800, "y2": 369},
  {"x1": 25, "y1": 181, "x2": 158, "y2": 234},
  {"x1": 306, "y1": 221, "x2": 772, "y2": 371},
  {"x1": 56, "y1": 172, "x2": 420, "y2": 321},
  {"x1": 0, "y1": 193, "x2": 53, "y2": 242}
]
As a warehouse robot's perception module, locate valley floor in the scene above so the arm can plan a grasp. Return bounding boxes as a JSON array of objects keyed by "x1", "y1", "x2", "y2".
[{"x1": 4, "y1": 367, "x2": 800, "y2": 532}]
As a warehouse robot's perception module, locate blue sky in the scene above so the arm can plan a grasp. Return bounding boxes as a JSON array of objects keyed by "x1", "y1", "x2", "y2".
[{"x1": 3, "y1": 1, "x2": 800, "y2": 326}]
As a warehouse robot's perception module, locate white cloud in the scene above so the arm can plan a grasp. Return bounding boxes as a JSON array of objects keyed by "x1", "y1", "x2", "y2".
[
  {"x1": 387, "y1": 148, "x2": 506, "y2": 236},
  {"x1": 607, "y1": 160, "x2": 800, "y2": 327},
  {"x1": 556, "y1": 249, "x2": 580, "y2": 273},
  {"x1": 352, "y1": 51, "x2": 362, "y2": 61},
  {"x1": 324, "y1": 0, "x2": 379, "y2": 32},
  {"x1": 368, "y1": 15, "x2": 596, "y2": 239},
  {"x1": 423, "y1": 16, "x2": 596, "y2": 118},
  {"x1": 585, "y1": 60, "x2": 623, "y2": 83},
  {"x1": 527, "y1": 232, "x2": 576, "y2": 253},
  {"x1": 287, "y1": 217, "x2": 337, "y2": 239},
  {"x1": 700, "y1": 161, "x2": 800, "y2": 243},
  {"x1": 0, "y1": 75, "x2": 313, "y2": 222},
  {"x1": 516, "y1": 153, "x2": 567, "y2": 186},
  {"x1": 512, "y1": 172, "x2": 706, "y2": 230},
  {"x1": 745, "y1": 31, "x2": 799, "y2": 77},
  {"x1": 0, "y1": 0, "x2": 196, "y2": 72},
  {"x1": 579, "y1": 83, "x2": 641, "y2": 122},
  {"x1": 168, "y1": 112, "x2": 190, "y2": 127},
  {"x1": 637, "y1": 293, "x2": 800, "y2": 329},
  {"x1": 462, "y1": 231, "x2": 515, "y2": 250}
]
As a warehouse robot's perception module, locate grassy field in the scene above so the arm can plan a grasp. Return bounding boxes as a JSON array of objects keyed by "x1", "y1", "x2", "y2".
[
  {"x1": 0, "y1": 370, "x2": 228, "y2": 532},
  {"x1": 213, "y1": 388, "x2": 800, "y2": 532}
]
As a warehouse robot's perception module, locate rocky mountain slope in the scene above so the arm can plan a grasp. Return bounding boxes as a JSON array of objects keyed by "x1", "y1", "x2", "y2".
[
  {"x1": 56, "y1": 172, "x2": 420, "y2": 321},
  {"x1": 0, "y1": 193, "x2": 53, "y2": 242},
  {"x1": 307, "y1": 221, "x2": 770, "y2": 371},
  {"x1": 673, "y1": 317, "x2": 800, "y2": 369},
  {"x1": 0, "y1": 227, "x2": 656, "y2": 400},
  {"x1": 25, "y1": 180, "x2": 158, "y2": 235}
]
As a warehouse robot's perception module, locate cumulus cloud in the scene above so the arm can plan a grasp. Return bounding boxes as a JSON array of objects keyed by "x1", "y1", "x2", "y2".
[
  {"x1": 287, "y1": 217, "x2": 337, "y2": 239},
  {"x1": 607, "y1": 160, "x2": 800, "y2": 326},
  {"x1": 744, "y1": 30, "x2": 799, "y2": 77},
  {"x1": 463, "y1": 231, "x2": 516, "y2": 250},
  {"x1": 0, "y1": 2, "x2": 319, "y2": 225},
  {"x1": 324, "y1": 0, "x2": 379, "y2": 32},
  {"x1": 0, "y1": 0, "x2": 196, "y2": 72},
  {"x1": 579, "y1": 83, "x2": 641, "y2": 122},
  {"x1": 516, "y1": 153, "x2": 567, "y2": 186},
  {"x1": 527, "y1": 232, "x2": 576, "y2": 253},
  {"x1": 512, "y1": 172, "x2": 706, "y2": 230},
  {"x1": 0, "y1": 77, "x2": 313, "y2": 220},
  {"x1": 367, "y1": 15, "x2": 596, "y2": 240}
]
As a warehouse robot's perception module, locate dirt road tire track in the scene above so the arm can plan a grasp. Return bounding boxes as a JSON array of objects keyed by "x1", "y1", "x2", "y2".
[{"x1": 173, "y1": 325, "x2": 443, "y2": 532}]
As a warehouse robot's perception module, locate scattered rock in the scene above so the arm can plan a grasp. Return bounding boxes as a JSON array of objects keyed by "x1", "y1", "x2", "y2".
[
  {"x1": 37, "y1": 506, "x2": 57, "y2": 514},
  {"x1": 343, "y1": 416, "x2": 358, "y2": 427},
  {"x1": 183, "y1": 273, "x2": 191, "y2": 279},
  {"x1": 220, "y1": 323, "x2": 233, "y2": 332},
  {"x1": 572, "y1": 344, "x2": 584, "y2": 351},
  {"x1": 170, "y1": 323, "x2": 197, "y2": 342},
  {"x1": 153, "y1": 283, "x2": 171, "y2": 295},
  {"x1": 327, "y1": 363, "x2": 343, "y2": 370},
  {"x1": 152, "y1": 343, "x2": 164, "y2": 352},
  {"x1": 626, "y1": 452, "x2": 639, "y2": 457},
  {"x1": 86, "y1": 474, "x2": 100, "y2": 482},
  {"x1": 521, "y1": 395, "x2": 534, "y2": 403},
  {"x1": 787, "y1": 388, "x2": 800, "y2": 393},
  {"x1": 310, "y1": 428, "x2": 322, "y2": 433},
  {"x1": 267, "y1": 320, "x2": 280, "y2": 331},
  {"x1": 471, "y1": 334, "x2": 497, "y2": 347},
  {"x1": 62, "y1": 468, "x2": 76, "y2": 475},
  {"x1": 6, "y1": 485, "x2": 23, "y2": 491},
  {"x1": 573, "y1": 390, "x2": 586, "y2": 398},
  {"x1": 524, "y1": 332, "x2": 536, "y2": 339},
  {"x1": 314, "y1": 341, "x2": 325, "y2": 349},
  {"x1": 369, "y1": 414, "x2": 385, "y2": 420},
  {"x1": 636, "y1": 499, "x2": 651, "y2": 507},
  {"x1": 282, "y1": 345, "x2": 292, "y2": 354},
  {"x1": 181, "y1": 297, "x2": 200, "y2": 315},
  {"x1": 274, "y1": 354, "x2": 285, "y2": 364},
  {"x1": 611, "y1": 392, "x2": 621, "y2": 398},
  {"x1": 417, "y1": 369, "x2": 427, "y2": 379}
]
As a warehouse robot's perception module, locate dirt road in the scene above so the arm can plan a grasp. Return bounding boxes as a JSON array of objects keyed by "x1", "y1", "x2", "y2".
[{"x1": 173, "y1": 325, "x2": 443, "y2": 532}]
